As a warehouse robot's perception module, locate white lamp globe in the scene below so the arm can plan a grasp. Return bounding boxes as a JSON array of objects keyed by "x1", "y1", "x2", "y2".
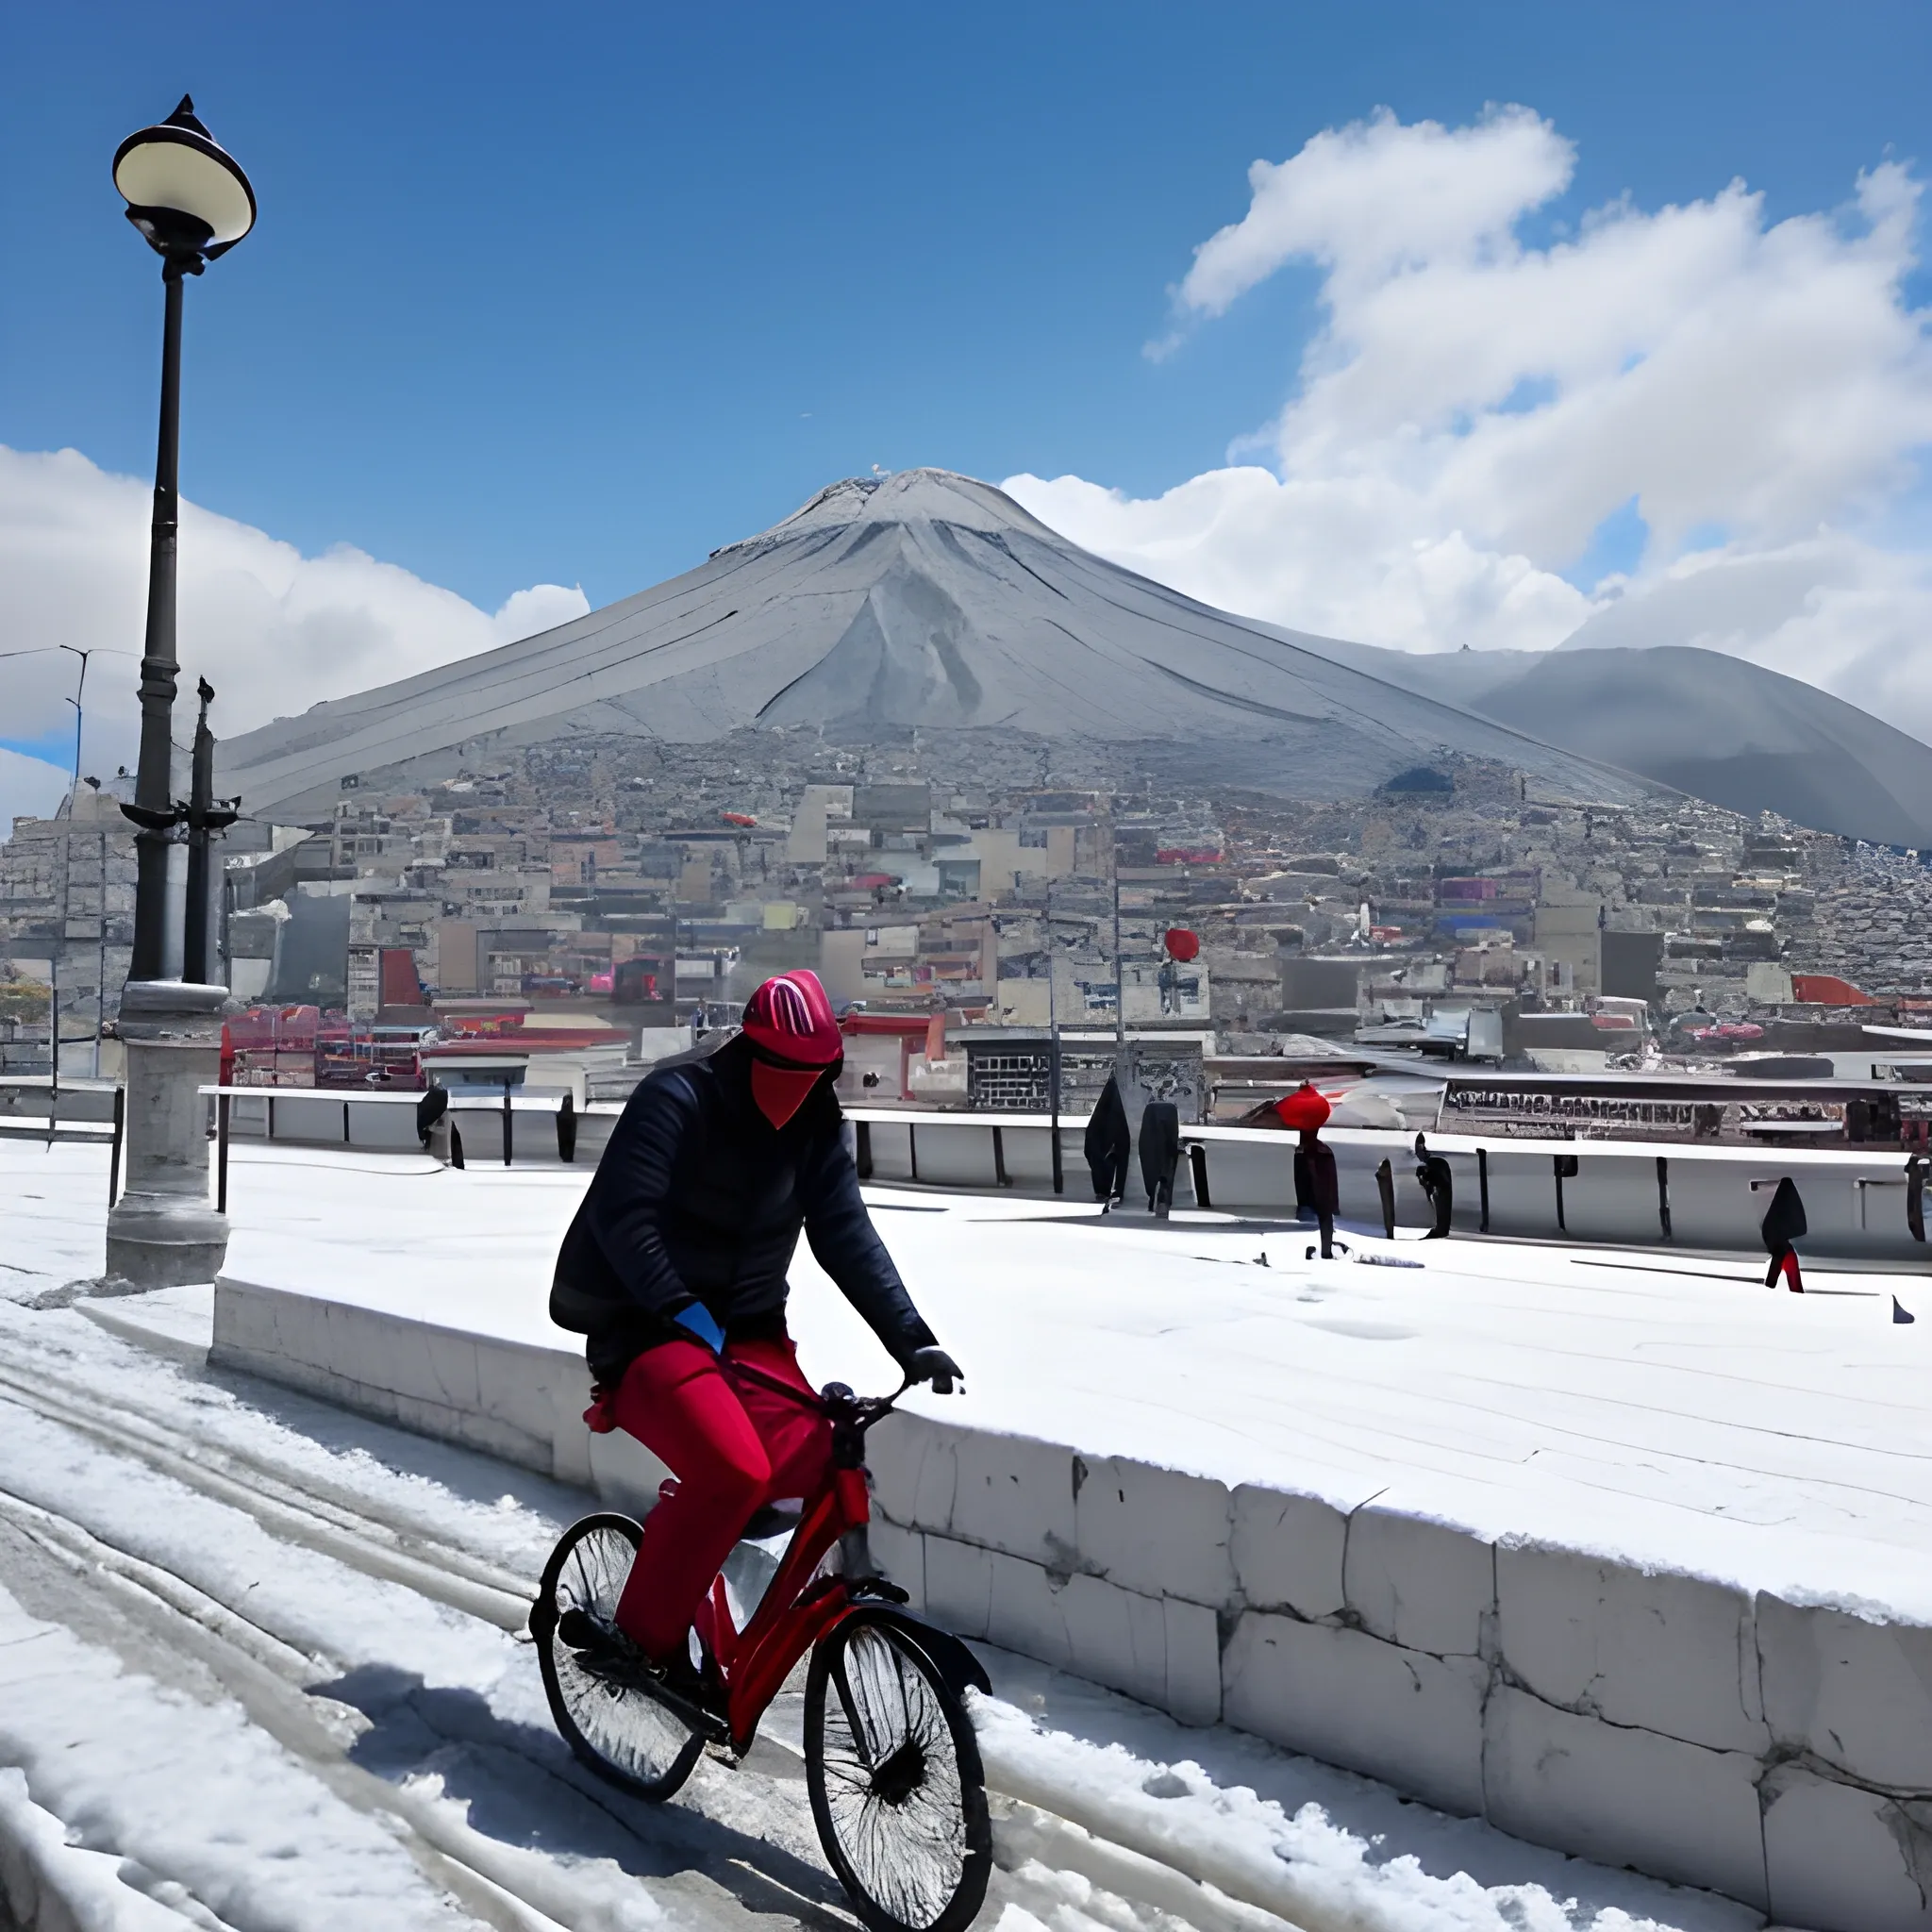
[{"x1": 113, "y1": 96, "x2": 255, "y2": 260}]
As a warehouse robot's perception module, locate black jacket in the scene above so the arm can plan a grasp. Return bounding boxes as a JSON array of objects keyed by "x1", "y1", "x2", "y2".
[
  {"x1": 551, "y1": 1033, "x2": 936, "y2": 1384},
  {"x1": 1760, "y1": 1174, "x2": 1807, "y2": 1253},
  {"x1": 1084, "y1": 1074, "x2": 1131, "y2": 1203}
]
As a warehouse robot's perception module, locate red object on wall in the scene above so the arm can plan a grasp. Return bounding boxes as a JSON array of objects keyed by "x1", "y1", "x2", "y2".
[
  {"x1": 1790, "y1": 974, "x2": 1874, "y2": 1006},
  {"x1": 378, "y1": 947, "x2": 426, "y2": 1008},
  {"x1": 1163, "y1": 927, "x2": 1202, "y2": 962}
]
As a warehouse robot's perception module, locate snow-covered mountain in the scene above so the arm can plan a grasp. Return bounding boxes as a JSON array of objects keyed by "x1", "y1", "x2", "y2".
[{"x1": 217, "y1": 471, "x2": 1655, "y2": 815}]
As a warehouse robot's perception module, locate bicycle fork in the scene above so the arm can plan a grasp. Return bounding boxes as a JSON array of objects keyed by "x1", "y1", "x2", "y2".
[{"x1": 835, "y1": 1467, "x2": 877, "y2": 1580}]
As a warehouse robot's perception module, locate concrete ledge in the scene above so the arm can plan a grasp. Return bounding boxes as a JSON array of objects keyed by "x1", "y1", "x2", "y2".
[
  {"x1": 208, "y1": 1261, "x2": 1932, "y2": 1929},
  {"x1": 1482, "y1": 1685, "x2": 1769, "y2": 1908},
  {"x1": 1223, "y1": 1609, "x2": 1488, "y2": 1816},
  {"x1": 1756, "y1": 1591, "x2": 1932, "y2": 1790},
  {"x1": 918, "y1": 1528, "x2": 1222, "y2": 1726},
  {"x1": 1229, "y1": 1483, "x2": 1352, "y2": 1618},
  {"x1": 211, "y1": 1281, "x2": 566, "y2": 1474},
  {"x1": 1344, "y1": 1505, "x2": 1491, "y2": 1657},
  {"x1": 1496, "y1": 1544, "x2": 1769, "y2": 1755},
  {"x1": 212, "y1": 1273, "x2": 674, "y2": 1511},
  {"x1": 1074, "y1": 1455, "x2": 1236, "y2": 1607},
  {"x1": 1761, "y1": 1764, "x2": 1932, "y2": 1932}
]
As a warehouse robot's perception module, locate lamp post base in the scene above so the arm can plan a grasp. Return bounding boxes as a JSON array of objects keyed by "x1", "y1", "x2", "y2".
[
  {"x1": 106, "y1": 1200, "x2": 231, "y2": 1289},
  {"x1": 104, "y1": 979, "x2": 230, "y2": 1289}
]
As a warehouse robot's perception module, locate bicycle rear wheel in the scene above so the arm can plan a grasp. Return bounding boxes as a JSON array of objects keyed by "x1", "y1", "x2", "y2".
[
  {"x1": 805, "y1": 1609, "x2": 991, "y2": 1932},
  {"x1": 532, "y1": 1512, "x2": 704, "y2": 1802}
]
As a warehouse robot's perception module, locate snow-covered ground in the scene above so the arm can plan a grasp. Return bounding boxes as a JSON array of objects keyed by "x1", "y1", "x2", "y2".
[
  {"x1": 171, "y1": 1135, "x2": 1932, "y2": 1620},
  {"x1": 0, "y1": 1134, "x2": 1772, "y2": 1931}
]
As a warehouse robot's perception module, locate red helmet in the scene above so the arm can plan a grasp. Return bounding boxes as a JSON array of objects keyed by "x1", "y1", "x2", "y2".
[{"x1": 741, "y1": 970, "x2": 843, "y2": 1067}]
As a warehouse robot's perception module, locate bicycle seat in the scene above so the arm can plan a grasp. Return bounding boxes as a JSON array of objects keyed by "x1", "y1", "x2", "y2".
[{"x1": 741, "y1": 1499, "x2": 804, "y2": 1542}]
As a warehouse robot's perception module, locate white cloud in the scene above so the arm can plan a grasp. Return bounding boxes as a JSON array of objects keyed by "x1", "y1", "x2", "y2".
[
  {"x1": 0, "y1": 749, "x2": 71, "y2": 833},
  {"x1": 0, "y1": 446, "x2": 590, "y2": 778},
  {"x1": 1008, "y1": 464, "x2": 1593, "y2": 655},
  {"x1": 1174, "y1": 105, "x2": 1574, "y2": 321},
  {"x1": 1008, "y1": 107, "x2": 1932, "y2": 734}
]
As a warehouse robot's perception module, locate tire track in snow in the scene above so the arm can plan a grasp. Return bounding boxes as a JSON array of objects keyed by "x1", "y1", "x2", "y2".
[
  {"x1": 0, "y1": 1309, "x2": 1744, "y2": 1932},
  {"x1": 0, "y1": 1358, "x2": 533, "y2": 1630},
  {"x1": 0, "y1": 1392, "x2": 866, "y2": 1932},
  {"x1": 0, "y1": 1353, "x2": 1312, "y2": 1932},
  {"x1": 0, "y1": 1354, "x2": 1288, "y2": 1924}
]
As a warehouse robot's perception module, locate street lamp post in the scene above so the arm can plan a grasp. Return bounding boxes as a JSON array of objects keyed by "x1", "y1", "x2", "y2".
[{"x1": 104, "y1": 96, "x2": 255, "y2": 1288}]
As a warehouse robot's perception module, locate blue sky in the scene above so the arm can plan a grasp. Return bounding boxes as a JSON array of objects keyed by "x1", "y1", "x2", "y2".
[{"x1": 5, "y1": 0, "x2": 1929, "y2": 617}]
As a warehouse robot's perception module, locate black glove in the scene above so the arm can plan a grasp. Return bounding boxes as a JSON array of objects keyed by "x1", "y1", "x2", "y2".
[{"x1": 904, "y1": 1345, "x2": 963, "y2": 1395}]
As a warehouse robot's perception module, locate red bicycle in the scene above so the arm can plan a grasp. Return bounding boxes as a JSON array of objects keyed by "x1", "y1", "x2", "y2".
[{"x1": 529, "y1": 1356, "x2": 991, "y2": 1932}]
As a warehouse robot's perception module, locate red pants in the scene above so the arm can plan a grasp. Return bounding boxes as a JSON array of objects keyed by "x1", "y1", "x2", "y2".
[
  {"x1": 608, "y1": 1336, "x2": 832, "y2": 1659},
  {"x1": 1766, "y1": 1246, "x2": 1804, "y2": 1292}
]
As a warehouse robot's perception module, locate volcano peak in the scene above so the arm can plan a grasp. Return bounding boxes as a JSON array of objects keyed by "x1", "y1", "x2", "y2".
[
  {"x1": 220, "y1": 467, "x2": 1652, "y2": 815},
  {"x1": 718, "y1": 468, "x2": 1059, "y2": 557}
]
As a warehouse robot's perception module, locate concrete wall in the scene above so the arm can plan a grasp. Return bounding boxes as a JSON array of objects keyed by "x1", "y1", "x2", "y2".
[
  {"x1": 210, "y1": 1272, "x2": 1932, "y2": 1929},
  {"x1": 864, "y1": 1410, "x2": 1932, "y2": 1931},
  {"x1": 210, "y1": 1276, "x2": 673, "y2": 1509}
]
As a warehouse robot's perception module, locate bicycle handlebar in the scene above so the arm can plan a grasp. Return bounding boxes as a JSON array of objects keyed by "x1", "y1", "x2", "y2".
[{"x1": 721, "y1": 1353, "x2": 952, "y2": 1428}]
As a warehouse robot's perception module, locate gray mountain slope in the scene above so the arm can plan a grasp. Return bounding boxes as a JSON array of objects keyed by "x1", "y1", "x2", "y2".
[
  {"x1": 218, "y1": 470, "x2": 1656, "y2": 816},
  {"x1": 1291, "y1": 634, "x2": 1932, "y2": 847}
]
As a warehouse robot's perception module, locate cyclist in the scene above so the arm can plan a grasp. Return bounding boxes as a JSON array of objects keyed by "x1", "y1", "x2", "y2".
[{"x1": 549, "y1": 969, "x2": 960, "y2": 1711}]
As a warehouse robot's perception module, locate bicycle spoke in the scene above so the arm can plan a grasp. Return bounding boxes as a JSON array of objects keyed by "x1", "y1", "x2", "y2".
[
  {"x1": 540, "y1": 1518, "x2": 699, "y2": 1801},
  {"x1": 811, "y1": 1622, "x2": 978, "y2": 1930},
  {"x1": 830, "y1": 1647, "x2": 880, "y2": 1768}
]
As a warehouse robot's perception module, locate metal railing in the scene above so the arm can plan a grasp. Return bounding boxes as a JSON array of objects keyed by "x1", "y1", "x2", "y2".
[{"x1": 196, "y1": 1083, "x2": 625, "y2": 1209}]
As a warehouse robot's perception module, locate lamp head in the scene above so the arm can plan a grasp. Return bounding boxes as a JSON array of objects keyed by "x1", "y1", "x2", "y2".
[{"x1": 113, "y1": 95, "x2": 256, "y2": 266}]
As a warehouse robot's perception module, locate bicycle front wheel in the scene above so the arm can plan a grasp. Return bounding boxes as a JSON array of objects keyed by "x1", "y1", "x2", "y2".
[
  {"x1": 532, "y1": 1512, "x2": 704, "y2": 1803},
  {"x1": 805, "y1": 1610, "x2": 991, "y2": 1932}
]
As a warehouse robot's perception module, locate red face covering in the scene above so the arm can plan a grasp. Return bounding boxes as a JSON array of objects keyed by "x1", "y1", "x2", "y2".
[{"x1": 751, "y1": 1058, "x2": 824, "y2": 1129}]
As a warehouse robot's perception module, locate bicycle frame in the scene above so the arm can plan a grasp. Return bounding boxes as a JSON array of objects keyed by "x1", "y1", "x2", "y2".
[{"x1": 690, "y1": 1362, "x2": 887, "y2": 1754}]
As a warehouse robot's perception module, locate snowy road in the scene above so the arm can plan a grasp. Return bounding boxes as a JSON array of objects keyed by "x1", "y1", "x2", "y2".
[{"x1": 1, "y1": 1144, "x2": 1759, "y2": 1932}]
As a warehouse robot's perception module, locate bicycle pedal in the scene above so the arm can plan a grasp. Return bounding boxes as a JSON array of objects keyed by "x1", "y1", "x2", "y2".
[{"x1": 641, "y1": 1679, "x2": 731, "y2": 1743}]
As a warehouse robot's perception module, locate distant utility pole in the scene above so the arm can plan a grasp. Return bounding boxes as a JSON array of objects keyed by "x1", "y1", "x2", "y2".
[
  {"x1": 48, "y1": 644, "x2": 90, "y2": 1103},
  {"x1": 1111, "y1": 813, "x2": 1124, "y2": 1052},
  {"x1": 1045, "y1": 879, "x2": 1063, "y2": 1195},
  {"x1": 91, "y1": 789, "x2": 107, "y2": 1078}
]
